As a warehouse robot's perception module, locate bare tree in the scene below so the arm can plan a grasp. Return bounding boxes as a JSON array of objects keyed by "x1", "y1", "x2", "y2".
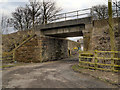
[
  {"x1": 11, "y1": 5, "x2": 33, "y2": 31},
  {"x1": 91, "y1": 4, "x2": 119, "y2": 20},
  {"x1": 27, "y1": 0, "x2": 42, "y2": 29},
  {"x1": 91, "y1": 5, "x2": 108, "y2": 20},
  {"x1": 1, "y1": 14, "x2": 10, "y2": 34},
  {"x1": 41, "y1": 0, "x2": 62, "y2": 24},
  {"x1": 23, "y1": 5, "x2": 32, "y2": 30},
  {"x1": 11, "y1": 0, "x2": 62, "y2": 31},
  {"x1": 11, "y1": 0, "x2": 42, "y2": 30},
  {"x1": 113, "y1": 0, "x2": 120, "y2": 17},
  {"x1": 11, "y1": 7, "x2": 24, "y2": 30}
]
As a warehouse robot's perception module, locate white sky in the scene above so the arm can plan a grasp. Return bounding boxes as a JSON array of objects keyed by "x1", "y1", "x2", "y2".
[
  {"x1": 57, "y1": 0, "x2": 107, "y2": 11},
  {"x1": 0, "y1": 0, "x2": 108, "y2": 16},
  {"x1": 0, "y1": 0, "x2": 111, "y2": 41}
]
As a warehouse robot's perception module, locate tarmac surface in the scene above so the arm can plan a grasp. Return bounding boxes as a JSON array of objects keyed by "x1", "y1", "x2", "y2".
[{"x1": 2, "y1": 58, "x2": 118, "y2": 88}]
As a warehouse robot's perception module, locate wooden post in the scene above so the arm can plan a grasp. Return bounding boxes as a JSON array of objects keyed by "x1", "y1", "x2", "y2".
[
  {"x1": 94, "y1": 50, "x2": 98, "y2": 70},
  {"x1": 108, "y1": 0, "x2": 116, "y2": 71},
  {"x1": 39, "y1": 39, "x2": 43, "y2": 63},
  {"x1": 13, "y1": 50, "x2": 15, "y2": 62},
  {"x1": 108, "y1": 0, "x2": 116, "y2": 51},
  {"x1": 117, "y1": 18, "x2": 120, "y2": 72},
  {"x1": 111, "y1": 52, "x2": 115, "y2": 71}
]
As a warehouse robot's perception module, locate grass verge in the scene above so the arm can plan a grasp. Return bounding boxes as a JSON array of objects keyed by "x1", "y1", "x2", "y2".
[
  {"x1": 72, "y1": 64, "x2": 119, "y2": 87},
  {"x1": 1, "y1": 63, "x2": 27, "y2": 69}
]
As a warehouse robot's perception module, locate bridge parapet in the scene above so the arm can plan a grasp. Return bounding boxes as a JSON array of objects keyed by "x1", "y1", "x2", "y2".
[
  {"x1": 50, "y1": 8, "x2": 91, "y2": 23},
  {"x1": 36, "y1": 17, "x2": 92, "y2": 31}
]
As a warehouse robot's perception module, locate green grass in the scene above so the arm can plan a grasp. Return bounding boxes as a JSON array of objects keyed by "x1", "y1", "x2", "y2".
[
  {"x1": 72, "y1": 64, "x2": 84, "y2": 73},
  {"x1": 1, "y1": 65, "x2": 15, "y2": 68},
  {"x1": 1, "y1": 63, "x2": 26, "y2": 69}
]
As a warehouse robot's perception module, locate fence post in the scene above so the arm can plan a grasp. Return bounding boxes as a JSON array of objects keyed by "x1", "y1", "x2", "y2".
[
  {"x1": 94, "y1": 50, "x2": 97, "y2": 70},
  {"x1": 13, "y1": 50, "x2": 15, "y2": 62},
  {"x1": 111, "y1": 51, "x2": 115, "y2": 72},
  {"x1": 108, "y1": 0, "x2": 116, "y2": 51}
]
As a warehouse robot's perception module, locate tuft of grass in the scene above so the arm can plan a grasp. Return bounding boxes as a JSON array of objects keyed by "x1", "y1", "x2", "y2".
[
  {"x1": 2, "y1": 65, "x2": 15, "y2": 68},
  {"x1": 72, "y1": 64, "x2": 83, "y2": 73},
  {"x1": 1, "y1": 63, "x2": 26, "y2": 69}
]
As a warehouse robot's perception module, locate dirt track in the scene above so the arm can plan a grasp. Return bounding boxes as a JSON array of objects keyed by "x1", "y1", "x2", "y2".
[{"x1": 2, "y1": 58, "x2": 118, "y2": 88}]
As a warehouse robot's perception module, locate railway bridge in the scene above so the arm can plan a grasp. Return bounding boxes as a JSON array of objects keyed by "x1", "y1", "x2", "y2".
[{"x1": 14, "y1": 8, "x2": 119, "y2": 62}]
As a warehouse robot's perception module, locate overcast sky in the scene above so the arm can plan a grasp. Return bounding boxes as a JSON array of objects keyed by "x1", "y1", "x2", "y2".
[
  {"x1": 0, "y1": 0, "x2": 108, "y2": 16},
  {"x1": 0, "y1": 0, "x2": 109, "y2": 41}
]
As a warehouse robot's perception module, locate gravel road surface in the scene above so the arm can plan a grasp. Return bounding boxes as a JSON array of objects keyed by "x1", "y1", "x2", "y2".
[{"x1": 2, "y1": 58, "x2": 118, "y2": 88}]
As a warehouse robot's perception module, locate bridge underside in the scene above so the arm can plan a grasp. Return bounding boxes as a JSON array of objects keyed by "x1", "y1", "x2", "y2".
[
  {"x1": 42, "y1": 25, "x2": 84, "y2": 38},
  {"x1": 45, "y1": 31, "x2": 83, "y2": 38}
]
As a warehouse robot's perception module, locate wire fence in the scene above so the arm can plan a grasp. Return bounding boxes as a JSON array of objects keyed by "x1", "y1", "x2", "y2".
[{"x1": 2, "y1": 52, "x2": 14, "y2": 63}]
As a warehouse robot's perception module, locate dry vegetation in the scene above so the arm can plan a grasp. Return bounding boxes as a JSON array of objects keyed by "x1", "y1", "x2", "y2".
[{"x1": 2, "y1": 30, "x2": 35, "y2": 52}]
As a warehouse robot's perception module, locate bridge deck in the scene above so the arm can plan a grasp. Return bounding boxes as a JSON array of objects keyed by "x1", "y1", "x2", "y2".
[{"x1": 36, "y1": 17, "x2": 92, "y2": 31}]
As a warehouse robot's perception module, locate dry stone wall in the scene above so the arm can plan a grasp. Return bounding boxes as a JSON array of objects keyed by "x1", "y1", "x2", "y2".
[
  {"x1": 2, "y1": 30, "x2": 35, "y2": 52},
  {"x1": 90, "y1": 18, "x2": 120, "y2": 51},
  {"x1": 15, "y1": 36, "x2": 40, "y2": 63}
]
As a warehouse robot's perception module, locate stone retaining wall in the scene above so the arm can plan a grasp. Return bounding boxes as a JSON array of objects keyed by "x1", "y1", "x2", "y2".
[
  {"x1": 90, "y1": 18, "x2": 120, "y2": 51},
  {"x1": 38, "y1": 36, "x2": 68, "y2": 62},
  {"x1": 2, "y1": 30, "x2": 35, "y2": 52},
  {"x1": 15, "y1": 36, "x2": 40, "y2": 63}
]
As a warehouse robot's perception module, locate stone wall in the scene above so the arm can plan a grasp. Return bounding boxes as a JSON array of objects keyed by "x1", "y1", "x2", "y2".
[
  {"x1": 38, "y1": 36, "x2": 68, "y2": 62},
  {"x1": 15, "y1": 36, "x2": 41, "y2": 63},
  {"x1": 83, "y1": 23, "x2": 93, "y2": 51},
  {"x1": 68, "y1": 40, "x2": 81, "y2": 55},
  {"x1": 2, "y1": 30, "x2": 35, "y2": 52},
  {"x1": 90, "y1": 18, "x2": 120, "y2": 51}
]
